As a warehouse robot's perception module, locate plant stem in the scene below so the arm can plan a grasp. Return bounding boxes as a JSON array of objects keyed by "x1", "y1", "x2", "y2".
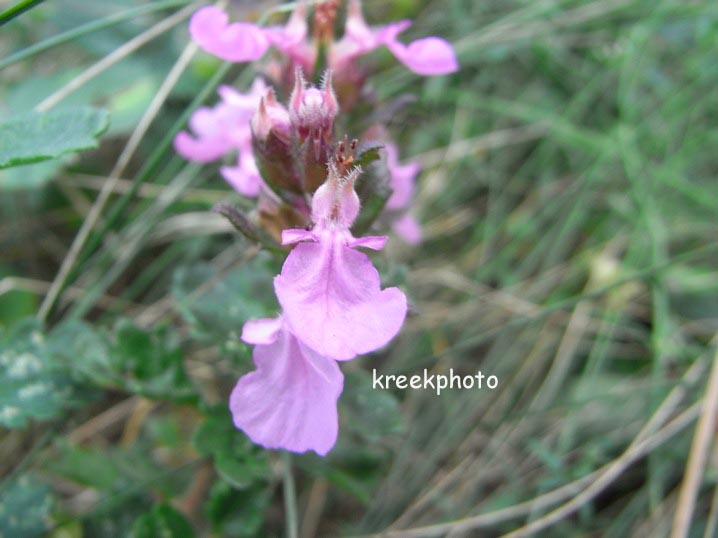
[
  {"x1": 283, "y1": 452, "x2": 299, "y2": 538},
  {"x1": 0, "y1": 0, "x2": 45, "y2": 26}
]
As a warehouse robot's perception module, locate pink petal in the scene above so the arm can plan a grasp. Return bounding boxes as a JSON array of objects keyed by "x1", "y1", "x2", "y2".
[
  {"x1": 189, "y1": 6, "x2": 270, "y2": 62},
  {"x1": 173, "y1": 130, "x2": 229, "y2": 162},
  {"x1": 386, "y1": 36, "x2": 459, "y2": 76},
  {"x1": 392, "y1": 213, "x2": 422, "y2": 245},
  {"x1": 328, "y1": 3, "x2": 398, "y2": 69},
  {"x1": 264, "y1": 1, "x2": 314, "y2": 68},
  {"x1": 230, "y1": 323, "x2": 343, "y2": 456},
  {"x1": 282, "y1": 229, "x2": 318, "y2": 245},
  {"x1": 275, "y1": 235, "x2": 407, "y2": 361},
  {"x1": 347, "y1": 235, "x2": 387, "y2": 250},
  {"x1": 373, "y1": 20, "x2": 412, "y2": 49},
  {"x1": 241, "y1": 317, "x2": 282, "y2": 345},
  {"x1": 385, "y1": 144, "x2": 420, "y2": 210},
  {"x1": 218, "y1": 79, "x2": 267, "y2": 108},
  {"x1": 220, "y1": 150, "x2": 262, "y2": 197}
]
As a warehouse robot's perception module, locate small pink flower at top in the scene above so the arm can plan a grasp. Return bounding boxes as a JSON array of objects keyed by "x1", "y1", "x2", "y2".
[
  {"x1": 188, "y1": 1, "x2": 458, "y2": 77},
  {"x1": 174, "y1": 78, "x2": 267, "y2": 197},
  {"x1": 230, "y1": 316, "x2": 343, "y2": 456},
  {"x1": 274, "y1": 161, "x2": 407, "y2": 361},
  {"x1": 190, "y1": 3, "x2": 314, "y2": 71},
  {"x1": 331, "y1": 0, "x2": 458, "y2": 76}
]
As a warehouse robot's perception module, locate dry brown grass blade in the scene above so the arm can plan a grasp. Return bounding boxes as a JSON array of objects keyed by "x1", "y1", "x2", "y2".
[{"x1": 671, "y1": 339, "x2": 718, "y2": 538}]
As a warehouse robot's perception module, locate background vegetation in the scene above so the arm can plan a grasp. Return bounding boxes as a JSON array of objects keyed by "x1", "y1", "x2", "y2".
[{"x1": 1, "y1": 0, "x2": 717, "y2": 536}]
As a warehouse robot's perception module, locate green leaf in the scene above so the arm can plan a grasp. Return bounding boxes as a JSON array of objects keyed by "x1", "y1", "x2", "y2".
[
  {"x1": 110, "y1": 320, "x2": 198, "y2": 404},
  {"x1": 354, "y1": 141, "x2": 384, "y2": 168},
  {"x1": 205, "y1": 481, "x2": 270, "y2": 537},
  {"x1": 352, "y1": 144, "x2": 392, "y2": 236},
  {"x1": 132, "y1": 504, "x2": 194, "y2": 538},
  {"x1": 48, "y1": 320, "x2": 197, "y2": 404},
  {"x1": 46, "y1": 443, "x2": 123, "y2": 491},
  {"x1": 172, "y1": 257, "x2": 277, "y2": 348},
  {"x1": 0, "y1": 475, "x2": 53, "y2": 538},
  {"x1": 48, "y1": 320, "x2": 116, "y2": 387},
  {"x1": 193, "y1": 406, "x2": 270, "y2": 490},
  {"x1": 0, "y1": 319, "x2": 81, "y2": 428},
  {"x1": 0, "y1": 107, "x2": 109, "y2": 169},
  {"x1": 340, "y1": 369, "x2": 404, "y2": 444}
]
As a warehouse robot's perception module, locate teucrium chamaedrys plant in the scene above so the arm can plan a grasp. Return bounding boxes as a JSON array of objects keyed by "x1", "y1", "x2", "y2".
[{"x1": 175, "y1": 0, "x2": 458, "y2": 455}]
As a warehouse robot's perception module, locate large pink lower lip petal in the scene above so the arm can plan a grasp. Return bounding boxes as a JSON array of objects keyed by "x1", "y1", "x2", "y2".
[
  {"x1": 274, "y1": 236, "x2": 407, "y2": 361},
  {"x1": 230, "y1": 323, "x2": 343, "y2": 456},
  {"x1": 189, "y1": 6, "x2": 270, "y2": 62}
]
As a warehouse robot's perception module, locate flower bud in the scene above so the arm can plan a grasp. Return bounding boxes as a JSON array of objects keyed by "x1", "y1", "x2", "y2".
[
  {"x1": 251, "y1": 88, "x2": 291, "y2": 144},
  {"x1": 289, "y1": 69, "x2": 338, "y2": 144},
  {"x1": 289, "y1": 69, "x2": 339, "y2": 192},
  {"x1": 251, "y1": 88, "x2": 301, "y2": 192}
]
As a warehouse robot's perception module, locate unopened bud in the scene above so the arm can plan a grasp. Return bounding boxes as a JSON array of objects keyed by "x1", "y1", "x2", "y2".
[
  {"x1": 289, "y1": 68, "x2": 338, "y2": 142},
  {"x1": 289, "y1": 69, "x2": 339, "y2": 192},
  {"x1": 251, "y1": 88, "x2": 301, "y2": 192},
  {"x1": 251, "y1": 88, "x2": 291, "y2": 144}
]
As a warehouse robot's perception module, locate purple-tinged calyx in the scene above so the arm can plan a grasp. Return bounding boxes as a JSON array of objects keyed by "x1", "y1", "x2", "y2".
[
  {"x1": 250, "y1": 87, "x2": 300, "y2": 192},
  {"x1": 251, "y1": 88, "x2": 292, "y2": 144},
  {"x1": 289, "y1": 69, "x2": 339, "y2": 147}
]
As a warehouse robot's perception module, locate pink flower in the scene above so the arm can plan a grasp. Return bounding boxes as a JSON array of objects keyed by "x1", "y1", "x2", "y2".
[
  {"x1": 189, "y1": 4, "x2": 315, "y2": 71},
  {"x1": 220, "y1": 149, "x2": 262, "y2": 198},
  {"x1": 384, "y1": 143, "x2": 422, "y2": 244},
  {"x1": 385, "y1": 143, "x2": 420, "y2": 211},
  {"x1": 274, "y1": 163, "x2": 408, "y2": 360},
  {"x1": 188, "y1": 2, "x2": 457, "y2": 78},
  {"x1": 230, "y1": 317, "x2": 343, "y2": 456},
  {"x1": 174, "y1": 78, "x2": 267, "y2": 197},
  {"x1": 391, "y1": 213, "x2": 422, "y2": 245},
  {"x1": 331, "y1": 0, "x2": 458, "y2": 76}
]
